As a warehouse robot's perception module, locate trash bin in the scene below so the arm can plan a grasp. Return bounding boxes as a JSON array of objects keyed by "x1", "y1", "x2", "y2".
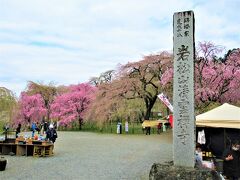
[{"x1": 0, "y1": 157, "x2": 7, "y2": 171}]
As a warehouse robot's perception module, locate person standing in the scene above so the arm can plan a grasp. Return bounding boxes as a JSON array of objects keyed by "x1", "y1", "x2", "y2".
[
  {"x1": 157, "y1": 123, "x2": 162, "y2": 134},
  {"x1": 119, "y1": 122, "x2": 122, "y2": 134},
  {"x1": 31, "y1": 122, "x2": 36, "y2": 137},
  {"x1": 169, "y1": 114, "x2": 173, "y2": 128},
  {"x1": 40, "y1": 121, "x2": 44, "y2": 135},
  {"x1": 146, "y1": 126, "x2": 151, "y2": 135},
  {"x1": 35, "y1": 122, "x2": 41, "y2": 134},
  {"x1": 117, "y1": 122, "x2": 120, "y2": 134},
  {"x1": 195, "y1": 144, "x2": 203, "y2": 168},
  {"x1": 125, "y1": 121, "x2": 129, "y2": 134},
  {"x1": 46, "y1": 124, "x2": 58, "y2": 143},
  {"x1": 3, "y1": 124, "x2": 10, "y2": 140},
  {"x1": 43, "y1": 121, "x2": 49, "y2": 134},
  {"x1": 162, "y1": 123, "x2": 166, "y2": 132},
  {"x1": 16, "y1": 123, "x2": 21, "y2": 138},
  {"x1": 222, "y1": 140, "x2": 240, "y2": 180}
]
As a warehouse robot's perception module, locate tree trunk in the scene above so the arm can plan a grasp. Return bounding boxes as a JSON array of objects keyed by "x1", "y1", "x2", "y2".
[
  {"x1": 46, "y1": 107, "x2": 50, "y2": 122},
  {"x1": 144, "y1": 96, "x2": 157, "y2": 120},
  {"x1": 78, "y1": 118, "x2": 82, "y2": 130},
  {"x1": 144, "y1": 107, "x2": 151, "y2": 120}
]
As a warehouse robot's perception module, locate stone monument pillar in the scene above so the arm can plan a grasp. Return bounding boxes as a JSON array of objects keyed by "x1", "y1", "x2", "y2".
[
  {"x1": 173, "y1": 11, "x2": 195, "y2": 167},
  {"x1": 149, "y1": 11, "x2": 221, "y2": 179}
]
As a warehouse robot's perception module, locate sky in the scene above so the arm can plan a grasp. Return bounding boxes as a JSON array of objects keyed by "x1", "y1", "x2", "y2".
[{"x1": 0, "y1": 0, "x2": 239, "y2": 97}]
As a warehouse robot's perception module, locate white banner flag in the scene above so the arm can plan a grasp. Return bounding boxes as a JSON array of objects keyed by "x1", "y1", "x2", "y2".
[{"x1": 157, "y1": 93, "x2": 173, "y2": 112}]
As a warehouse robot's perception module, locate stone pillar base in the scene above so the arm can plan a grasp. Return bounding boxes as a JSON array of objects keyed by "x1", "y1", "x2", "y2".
[{"x1": 149, "y1": 162, "x2": 221, "y2": 180}]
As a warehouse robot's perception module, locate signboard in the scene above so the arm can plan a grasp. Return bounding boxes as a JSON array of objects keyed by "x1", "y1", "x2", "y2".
[{"x1": 157, "y1": 93, "x2": 173, "y2": 112}]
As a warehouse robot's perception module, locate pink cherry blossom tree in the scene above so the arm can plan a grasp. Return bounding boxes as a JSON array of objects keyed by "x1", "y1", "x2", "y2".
[
  {"x1": 50, "y1": 83, "x2": 96, "y2": 129},
  {"x1": 14, "y1": 92, "x2": 47, "y2": 126},
  {"x1": 86, "y1": 52, "x2": 173, "y2": 122},
  {"x1": 160, "y1": 42, "x2": 240, "y2": 111},
  {"x1": 26, "y1": 81, "x2": 57, "y2": 121},
  {"x1": 222, "y1": 49, "x2": 240, "y2": 103},
  {"x1": 195, "y1": 44, "x2": 240, "y2": 109}
]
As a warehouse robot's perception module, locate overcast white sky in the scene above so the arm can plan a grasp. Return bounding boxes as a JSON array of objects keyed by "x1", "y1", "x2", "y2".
[{"x1": 0, "y1": 0, "x2": 239, "y2": 96}]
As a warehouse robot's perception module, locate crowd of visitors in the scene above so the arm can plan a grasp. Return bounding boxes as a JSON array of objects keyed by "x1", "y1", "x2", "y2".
[{"x1": 13, "y1": 121, "x2": 58, "y2": 144}]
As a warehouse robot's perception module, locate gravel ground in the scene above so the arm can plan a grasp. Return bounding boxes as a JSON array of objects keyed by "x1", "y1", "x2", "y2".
[{"x1": 0, "y1": 131, "x2": 173, "y2": 180}]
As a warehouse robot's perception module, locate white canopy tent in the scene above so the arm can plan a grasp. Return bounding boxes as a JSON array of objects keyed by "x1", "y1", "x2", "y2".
[{"x1": 196, "y1": 103, "x2": 240, "y2": 129}]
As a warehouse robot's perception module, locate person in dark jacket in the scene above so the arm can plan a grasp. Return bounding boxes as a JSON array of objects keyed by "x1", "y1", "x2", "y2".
[
  {"x1": 43, "y1": 121, "x2": 49, "y2": 134},
  {"x1": 157, "y1": 123, "x2": 162, "y2": 134},
  {"x1": 146, "y1": 126, "x2": 151, "y2": 135},
  {"x1": 16, "y1": 123, "x2": 21, "y2": 138},
  {"x1": 35, "y1": 122, "x2": 41, "y2": 134},
  {"x1": 222, "y1": 140, "x2": 240, "y2": 180},
  {"x1": 46, "y1": 124, "x2": 58, "y2": 143}
]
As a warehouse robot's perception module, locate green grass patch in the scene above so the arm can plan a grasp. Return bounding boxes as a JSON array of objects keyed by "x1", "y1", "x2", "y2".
[{"x1": 58, "y1": 121, "x2": 161, "y2": 135}]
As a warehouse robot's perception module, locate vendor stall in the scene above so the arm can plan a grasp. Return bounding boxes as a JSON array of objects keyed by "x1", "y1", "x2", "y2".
[
  {"x1": 196, "y1": 103, "x2": 240, "y2": 158},
  {"x1": 0, "y1": 134, "x2": 54, "y2": 157}
]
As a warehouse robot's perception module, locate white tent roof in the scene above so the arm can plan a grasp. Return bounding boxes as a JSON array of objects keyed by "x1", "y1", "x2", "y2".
[{"x1": 196, "y1": 103, "x2": 240, "y2": 129}]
